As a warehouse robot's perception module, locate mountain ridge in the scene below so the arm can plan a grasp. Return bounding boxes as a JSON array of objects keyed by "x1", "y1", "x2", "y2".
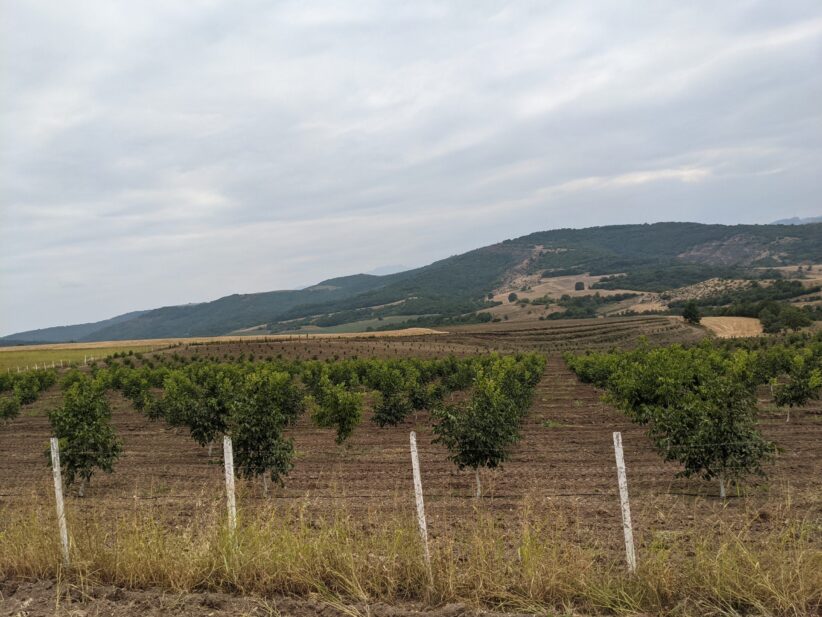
[{"x1": 4, "y1": 221, "x2": 821, "y2": 343}]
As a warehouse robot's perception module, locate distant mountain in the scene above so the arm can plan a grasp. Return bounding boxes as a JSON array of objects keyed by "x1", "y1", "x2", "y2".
[
  {"x1": 771, "y1": 216, "x2": 822, "y2": 225},
  {"x1": 4, "y1": 222, "x2": 821, "y2": 342},
  {"x1": 1, "y1": 310, "x2": 150, "y2": 344}
]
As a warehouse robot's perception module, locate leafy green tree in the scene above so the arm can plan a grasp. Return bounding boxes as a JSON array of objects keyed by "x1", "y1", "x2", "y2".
[
  {"x1": 569, "y1": 345, "x2": 776, "y2": 497},
  {"x1": 508, "y1": 292, "x2": 518, "y2": 303},
  {"x1": 229, "y1": 368, "x2": 304, "y2": 491},
  {"x1": 574, "y1": 281, "x2": 585, "y2": 291},
  {"x1": 48, "y1": 376, "x2": 122, "y2": 496},
  {"x1": 433, "y1": 366, "x2": 521, "y2": 497},
  {"x1": 0, "y1": 395, "x2": 21, "y2": 422},
  {"x1": 161, "y1": 371, "x2": 202, "y2": 429},
  {"x1": 14, "y1": 373, "x2": 42, "y2": 404},
  {"x1": 774, "y1": 349, "x2": 822, "y2": 421},
  {"x1": 369, "y1": 365, "x2": 415, "y2": 426},
  {"x1": 310, "y1": 374, "x2": 363, "y2": 444},
  {"x1": 682, "y1": 300, "x2": 701, "y2": 325},
  {"x1": 187, "y1": 365, "x2": 240, "y2": 454},
  {"x1": 647, "y1": 351, "x2": 775, "y2": 497}
]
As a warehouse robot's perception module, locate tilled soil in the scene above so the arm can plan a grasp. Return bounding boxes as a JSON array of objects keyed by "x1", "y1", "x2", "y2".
[{"x1": 0, "y1": 580, "x2": 527, "y2": 617}]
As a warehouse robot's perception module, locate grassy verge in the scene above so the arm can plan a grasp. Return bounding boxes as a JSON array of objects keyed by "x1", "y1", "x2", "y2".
[
  {"x1": 1, "y1": 494, "x2": 819, "y2": 615},
  {"x1": 0, "y1": 345, "x2": 156, "y2": 372}
]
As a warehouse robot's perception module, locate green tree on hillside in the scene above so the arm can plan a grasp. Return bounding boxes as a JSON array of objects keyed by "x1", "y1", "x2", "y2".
[{"x1": 682, "y1": 300, "x2": 701, "y2": 325}]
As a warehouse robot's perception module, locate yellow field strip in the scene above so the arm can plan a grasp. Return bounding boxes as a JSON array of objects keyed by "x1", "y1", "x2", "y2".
[{"x1": 0, "y1": 327, "x2": 445, "y2": 354}]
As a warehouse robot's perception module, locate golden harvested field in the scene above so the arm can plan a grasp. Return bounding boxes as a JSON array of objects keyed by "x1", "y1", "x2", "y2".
[
  {"x1": 0, "y1": 344, "x2": 157, "y2": 372},
  {"x1": 701, "y1": 316, "x2": 764, "y2": 338}
]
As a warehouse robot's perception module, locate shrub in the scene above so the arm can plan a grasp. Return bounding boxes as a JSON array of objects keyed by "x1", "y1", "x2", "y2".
[
  {"x1": 310, "y1": 374, "x2": 364, "y2": 444},
  {"x1": 0, "y1": 395, "x2": 21, "y2": 422},
  {"x1": 228, "y1": 368, "x2": 304, "y2": 486},
  {"x1": 48, "y1": 376, "x2": 122, "y2": 496}
]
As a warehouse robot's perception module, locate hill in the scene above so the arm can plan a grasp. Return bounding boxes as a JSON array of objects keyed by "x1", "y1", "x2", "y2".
[
  {"x1": 771, "y1": 216, "x2": 822, "y2": 225},
  {"x1": 0, "y1": 310, "x2": 150, "y2": 345},
  {"x1": 4, "y1": 222, "x2": 821, "y2": 342}
]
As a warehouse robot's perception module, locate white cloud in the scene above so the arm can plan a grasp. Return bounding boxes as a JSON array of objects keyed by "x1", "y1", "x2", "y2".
[{"x1": 1, "y1": 0, "x2": 821, "y2": 333}]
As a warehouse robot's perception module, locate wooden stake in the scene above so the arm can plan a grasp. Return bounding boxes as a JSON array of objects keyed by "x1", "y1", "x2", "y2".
[
  {"x1": 50, "y1": 438, "x2": 70, "y2": 567},
  {"x1": 612, "y1": 431, "x2": 636, "y2": 573},
  {"x1": 223, "y1": 435, "x2": 237, "y2": 533},
  {"x1": 409, "y1": 431, "x2": 432, "y2": 582}
]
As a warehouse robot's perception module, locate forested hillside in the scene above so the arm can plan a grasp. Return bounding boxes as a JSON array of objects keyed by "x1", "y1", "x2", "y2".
[{"x1": 3, "y1": 222, "x2": 820, "y2": 342}]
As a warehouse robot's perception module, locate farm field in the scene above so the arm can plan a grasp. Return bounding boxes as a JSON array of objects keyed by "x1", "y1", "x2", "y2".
[
  {"x1": 0, "y1": 328, "x2": 444, "y2": 372},
  {"x1": 1, "y1": 316, "x2": 820, "y2": 616},
  {"x1": 0, "y1": 344, "x2": 157, "y2": 373},
  {"x1": 701, "y1": 316, "x2": 764, "y2": 338}
]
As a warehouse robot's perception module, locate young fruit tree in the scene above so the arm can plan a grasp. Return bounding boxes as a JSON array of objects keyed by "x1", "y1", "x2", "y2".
[
  {"x1": 48, "y1": 376, "x2": 122, "y2": 497},
  {"x1": 433, "y1": 366, "x2": 521, "y2": 497},
  {"x1": 228, "y1": 368, "x2": 305, "y2": 493},
  {"x1": 648, "y1": 359, "x2": 775, "y2": 498},
  {"x1": 186, "y1": 365, "x2": 239, "y2": 455},
  {"x1": 0, "y1": 395, "x2": 21, "y2": 422},
  {"x1": 774, "y1": 348, "x2": 822, "y2": 422},
  {"x1": 370, "y1": 366, "x2": 414, "y2": 427},
  {"x1": 576, "y1": 345, "x2": 776, "y2": 498},
  {"x1": 310, "y1": 373, "x2": 364, "y2": 444}
]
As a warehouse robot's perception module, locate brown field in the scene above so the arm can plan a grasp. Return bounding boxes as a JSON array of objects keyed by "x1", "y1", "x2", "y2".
[
  {"x1": 0, "y1": 328, "x2": 445, "y2": 372},
  {"x1": 1, "y1": 316, "x2": 820, "y2": 616},
  {"x1": 0, "y1": 327, "x2": 445, "y2": 353},
  {"x1": 701, "y1": 316, "x2": 764, "y2": 338}
]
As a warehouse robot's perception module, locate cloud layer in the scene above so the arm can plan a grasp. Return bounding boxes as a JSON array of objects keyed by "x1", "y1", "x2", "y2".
[{"x1": 2, "y1": 1, "x2": 821, "y2": 334}]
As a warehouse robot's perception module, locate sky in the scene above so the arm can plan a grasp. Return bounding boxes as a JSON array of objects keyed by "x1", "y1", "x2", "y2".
[{"x1": 2, "y1": 1, "x2": 821, "y2": 335}]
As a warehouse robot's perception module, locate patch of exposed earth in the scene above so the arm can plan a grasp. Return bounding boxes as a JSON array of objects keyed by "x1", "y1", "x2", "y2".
[{"x1": 0, "y1": 581, "x2": 532, "y2": 617}]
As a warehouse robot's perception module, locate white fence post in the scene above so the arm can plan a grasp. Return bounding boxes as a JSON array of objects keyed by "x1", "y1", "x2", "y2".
[
  {"x1": 409, "y1": 431, "x2": 433, "y2": 583},
  {"x1": 223, "y1": 435, "x2": 237, "y2": 533},
  {"x1": 612, "y1": 431, "x2": 636, "y2": 573},
  {"x1": 49, "y1": 438, "x2": 70, "y2": 567}
]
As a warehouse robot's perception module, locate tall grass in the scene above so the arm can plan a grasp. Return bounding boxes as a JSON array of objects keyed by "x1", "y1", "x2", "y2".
[{"x1": 1, "y1": 495, "x2": 819, "y2": 615}]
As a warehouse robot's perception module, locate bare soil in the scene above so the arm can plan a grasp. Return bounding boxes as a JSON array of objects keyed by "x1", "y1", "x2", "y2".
[{"x1": 0, "y1": 580, "x2": 523, "y2": 617}]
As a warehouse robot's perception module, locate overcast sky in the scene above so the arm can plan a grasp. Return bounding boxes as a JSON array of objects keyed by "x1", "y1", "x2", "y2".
[{"x1": 2, "y1": 1, "x2": 821, "y2": 335}]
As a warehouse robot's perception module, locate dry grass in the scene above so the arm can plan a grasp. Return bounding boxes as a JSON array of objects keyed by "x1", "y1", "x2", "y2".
[
  {"x1": 1, "y1": 494, "x2": 819, "y2": 616},
  {"x1": 0, "y1": 345, "x2": 157, "y2": 372},
  {"x1": 702, "y1": 316, "x2": 764, "y2": 339}
]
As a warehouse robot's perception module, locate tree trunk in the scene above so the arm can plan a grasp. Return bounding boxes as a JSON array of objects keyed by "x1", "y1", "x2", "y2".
[
  {"x1": 78, "y1": 478, "x2": 86, "y2": 498},
  {"x1": 208, "y1": 442, "x2": 213, "y2": 458},
  {"x1": 475, "y1": 468, "x2": 482, "y2": 499},
  {"x1": 263, "y1": 474, "x2": 269, "y2": 497},
  {"x1": 786, "y1": 408, "x2": 791, "y2": 423},
  {"x1": 719, "y1": 473, "x2": 726, "y2": 500}
]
